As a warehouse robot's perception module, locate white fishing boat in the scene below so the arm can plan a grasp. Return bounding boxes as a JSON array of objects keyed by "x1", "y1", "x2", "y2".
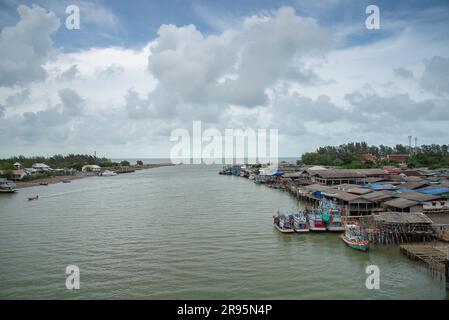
[
  {"x1": 101, "y1": 170, "x2": 117, "y2": 176},
  {"x1": 0, "y1": 178, "x2": 17, "y2": 193},
  {"x1": 292, "y1": 212, "x2": 310, "y2": 232}
]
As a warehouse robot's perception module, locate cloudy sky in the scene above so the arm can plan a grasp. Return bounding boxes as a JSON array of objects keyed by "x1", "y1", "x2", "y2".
[{"x1": 0, "y1": 0, "x2": 448, "y2": 158}]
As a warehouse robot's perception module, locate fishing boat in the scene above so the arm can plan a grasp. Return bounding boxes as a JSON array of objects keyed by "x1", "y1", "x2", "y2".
[
  {"x1": 307, "y1": 210, "x2": 326, "y2": 232},
  {"x1": 39, "y1": 182, "x2": 49, "y2": 186},
  {"x1": 28, "y1": 195, "x2": 39, "y2": 201},
  {"x1": 292, "y1": 211, "x2": 310, "y2": 232},
  {"x1": 273, "y1": 213, "x2": 294, "y2": 233},
  {"x1": 0, "y1": 178, "x2": 17, "y2": 193},
  {"x1": 326, "y1": 209, "x2": 345, "y2": 232},
  {"x1": 341, "y1": 224, "x2": 369, "y2": 252}
]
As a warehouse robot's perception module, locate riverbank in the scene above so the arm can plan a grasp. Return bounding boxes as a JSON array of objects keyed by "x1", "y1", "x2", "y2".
[
  {"x1": 16, "y1": 175, "x2": 85, "y2": 188},
  {"x1": 15, "y1": 163, "x2": 175, "y2": 189}
]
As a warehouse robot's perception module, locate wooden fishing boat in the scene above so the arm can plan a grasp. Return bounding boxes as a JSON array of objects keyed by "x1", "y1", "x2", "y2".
[
  {"x1": 292, "y1": 212, "x2": 310, "y2": 233},
  {"x1": 307, "y1": 211, "x2": 327, "y2": 232},
  {"x1": 28, "y1": 195, "x2": 39, "y2": 201},
  {"x1": 273, "y1": 213, "x2": 294, "y2": 233},
  {"x1": 326, "y1": 209, "x2": 344, "y2": 232},
  {"x1": 341, "y1": 224, "x2": 369, "y2": 251}
]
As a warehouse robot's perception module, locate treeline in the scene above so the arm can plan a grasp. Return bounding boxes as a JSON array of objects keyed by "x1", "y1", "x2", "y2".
[
  {"x1": 300, "y1": 142, "x2": 449, "y2": 169},
  {"x1": 0, "y1": 154, "x2": 110, "y2": 171}
]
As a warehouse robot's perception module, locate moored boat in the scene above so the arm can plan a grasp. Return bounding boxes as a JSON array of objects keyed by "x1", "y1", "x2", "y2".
[
  {"x1": 341, "y1": 224, "x2": 369, "y2": 251},
  {"x1": 326, "y1": 209, "x2": 344, "y2": 232},
  {"x1": 100, "y1": 170, "x2": 117, "y2": 176},
  {"x1": 273, "y1": 213, "x2": 294, "y2": 233},
  {"x1": 307, "y1": 210, "x2": 326, "y2": 232},
  {"x1": 28, "y1": 195, "x2": 39, "y2": 201},
  {"x1": 292, "y1": 212, "x2": 310, "y2": 233},
  {"x1": 0, "y1": 178, "x2": 17, "y2": 193}
]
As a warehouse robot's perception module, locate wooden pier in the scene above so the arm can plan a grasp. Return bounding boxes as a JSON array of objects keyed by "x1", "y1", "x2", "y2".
[{"x1": 399, "y1": 242, "x2": 448, "y2": 273}]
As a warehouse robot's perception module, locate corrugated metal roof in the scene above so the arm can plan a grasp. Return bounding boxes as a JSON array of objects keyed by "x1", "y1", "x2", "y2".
[
  {"x1": 374, "y1": 212, "x2": 433, "y2": 224},
  {"x1": 383, "y1": 198, "x2": 419, "y2": 209}
]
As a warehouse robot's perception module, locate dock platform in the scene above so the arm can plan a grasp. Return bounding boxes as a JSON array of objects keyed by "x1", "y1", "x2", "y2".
[{"x1": 400, "y1": 242, "x2": 448, "y2": 273}]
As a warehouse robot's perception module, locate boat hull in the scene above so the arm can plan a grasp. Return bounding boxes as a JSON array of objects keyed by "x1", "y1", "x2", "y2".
[
  {"x1": 274, "y1": 224, "x2": 294, "y2": 233},
  {"x1": 294, "y1": 228, "x2": 310, "y2": 233},
  {"x1": 340, "y1": 234, "x2": 369, "y2": 251},
  {"x1": 309, "y1": 226, "x2": 326, "y2": 232},
  {"x1": 327, "y1": 226, "x2": 344, "y2": 232},
  {"x1": 0, "y1": 189, "x2": 17, "y2": 193}
]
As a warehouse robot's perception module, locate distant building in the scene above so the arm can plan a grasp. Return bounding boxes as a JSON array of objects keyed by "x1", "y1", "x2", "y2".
[
  {"x1": 13, "y1": 162, "x2": 22, "y2": 170},
  {"x1": 361, "y1": 154, "x2": 377, "y2": 163},
  {"x1": 32, "y1": 163, "x2": 52, "y2": 172},
  {"x1": 387, "y1": 154, "x2": 408, "y2": 163},
  {"x1": 82, "y1": 165, "x2": 101, "y2": 172},
  {"x1": 11, "y1": 170, "x2": 26, "y2": 181}
]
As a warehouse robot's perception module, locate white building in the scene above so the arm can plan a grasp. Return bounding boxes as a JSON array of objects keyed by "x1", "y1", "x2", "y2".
[
  {"x1": 32, "y1": 163, "x2": 52, "y2": 172},
  {"x1": 81, "y1": 165, "x2": 101, "y2": 172}
]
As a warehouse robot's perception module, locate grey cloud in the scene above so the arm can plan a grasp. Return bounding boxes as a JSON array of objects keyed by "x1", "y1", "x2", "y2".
[
  {"x1": 270, "y1": 93, "x2": 347, "y2": 135},
  {"x1": 56, "y1": 65, "x2": 80, "y2": 81},
  {"x1": 345, "y1": 91, "x2": 449, "y2": 122},
  {"x1": 0, "y1": 4, "x2": 60, "y2": 87},
  {"x1": 0, "y1": 104, "x2": 5, "y2": 118},
  {"x1": 393, "y1": 67, "x2": 414, "y2": 79},
  {"x1": 420, "y1": 56, "x2": 449, "y2": 95},
  {"x1": 0, "y1": 88, "x2": 84, "y2": 144},
  {"x1": 5, "y1": 88, "x2": 30, "y2": 107},
  {"x1": 96, "y1": 65, "x2": 124, "y2": 78},
  {"x1": 58, "y1": 88, "x2": 84, "y2": 116}
]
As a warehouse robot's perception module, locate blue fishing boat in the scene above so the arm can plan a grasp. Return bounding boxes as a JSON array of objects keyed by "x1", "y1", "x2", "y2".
[{"x1": 273, "y1": 212, "x2": 294, "y2": 233}]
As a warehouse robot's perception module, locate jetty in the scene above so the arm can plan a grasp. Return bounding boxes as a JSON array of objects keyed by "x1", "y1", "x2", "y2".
[{"x1": 400, "y1": 242, "x2": 448, "y2": 273}]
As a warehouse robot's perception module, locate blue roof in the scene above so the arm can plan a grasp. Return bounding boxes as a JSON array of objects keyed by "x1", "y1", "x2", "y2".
[
  {"x1": 417, "y1": 187, "x2": 449, "y2": 195},
  {"x1": 270, "y1": 172, "x2": 284, "y2": 177},
  {"x1": 364, "y1": 183, "x2": 396, "y2": 190}
]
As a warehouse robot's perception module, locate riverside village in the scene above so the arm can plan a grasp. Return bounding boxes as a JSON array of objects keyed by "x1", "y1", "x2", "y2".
[{"x1": 218, "y1": 140, "x2": 449, "y2": 289}]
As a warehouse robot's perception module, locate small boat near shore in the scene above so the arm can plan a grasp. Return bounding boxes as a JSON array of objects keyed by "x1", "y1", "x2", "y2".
[
  {"x1": 28, "y1": 195, "x2": 39, "y2": 201},
  {"x1": 0, "y1": 178, "x2": 17, "y2": 193},
  {"x1": 100, "y1": 170, "x2": 117, "y2": 176},
  {"x1": 39, "y1": 182, "x2": 49, "y2": 186},
  {"x1": 341, "y1": 224, "x2": 369, "y2": 252},
  {"x1": 273, "y1": 213, "x2": 294, "y2": 233},
  {"x1": 62, "y1": 180, "x2": 71, "y2": 183}
]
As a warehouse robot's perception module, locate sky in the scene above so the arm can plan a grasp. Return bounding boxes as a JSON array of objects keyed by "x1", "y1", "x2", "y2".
[{"x1": 0, "y1": 0, "x2": 448, "y2": 158}]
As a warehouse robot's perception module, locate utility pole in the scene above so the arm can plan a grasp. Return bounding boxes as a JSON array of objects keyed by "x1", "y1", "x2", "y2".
[
  {"x1": 408, "y1": 136, "x2": 412, "y2": 155},
  {"x1": 446, "y1": 246, "x2": 449, "y2": 290}
]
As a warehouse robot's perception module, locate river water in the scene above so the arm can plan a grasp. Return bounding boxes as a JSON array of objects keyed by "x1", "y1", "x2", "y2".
[{"x1": 0, "y1": 165, "x2": 447, "y2": 299}]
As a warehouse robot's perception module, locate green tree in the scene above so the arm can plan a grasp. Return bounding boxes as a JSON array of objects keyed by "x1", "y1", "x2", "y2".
[{"x1": 120, "y1": 160, "x2": 130, "y2": 167}]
